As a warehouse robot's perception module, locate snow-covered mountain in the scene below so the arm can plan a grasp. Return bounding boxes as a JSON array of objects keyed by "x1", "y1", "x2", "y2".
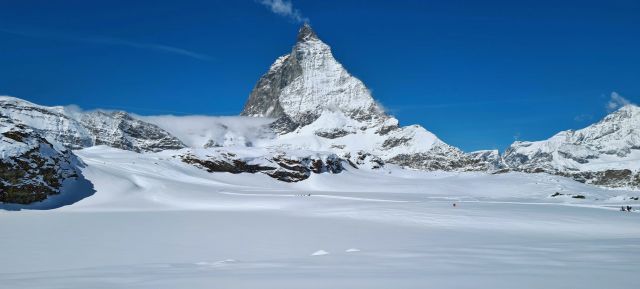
[
  {"x1": 241, "y1": 24, "x2": 493, "y2": 171},
  {"x1": 503, "y1": 104, "x2": 640, "y2": 188},
  {"x1": 0, "y1": 96, "x2": 185, "y2": 152},
  {"x1": 0, "y1": 94, "x2": 355, "y2": 205}
]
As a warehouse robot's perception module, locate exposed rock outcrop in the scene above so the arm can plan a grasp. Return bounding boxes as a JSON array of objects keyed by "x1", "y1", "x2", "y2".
[{"x1": 180, "y1": 150, "x2": 344, "y2": 182}]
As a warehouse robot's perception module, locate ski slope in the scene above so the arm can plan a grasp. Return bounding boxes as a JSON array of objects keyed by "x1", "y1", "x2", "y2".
[{"x1": 1, "y1": 146, "x2": 639, "y2": 289}]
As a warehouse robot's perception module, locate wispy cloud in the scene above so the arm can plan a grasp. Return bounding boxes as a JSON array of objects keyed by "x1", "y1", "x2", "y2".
[
  {"x1": 573, "y1": 113, "x2": 593, "y2": 122},
  {"x1": 606, "y1": 91, "x2": 635, "y2": 112},
  {"x1": 513, "y1": 132, "x2": 521, "y2": 141},
  {"x1": 258, "y1": 0, "x2": 308, "y2": 23},
  {"x1": 87, "y1": 36, "x2": 213, "y2": 61},
  {"x1": 0, "y1": 27, "x2": 212, "y2": 61}
]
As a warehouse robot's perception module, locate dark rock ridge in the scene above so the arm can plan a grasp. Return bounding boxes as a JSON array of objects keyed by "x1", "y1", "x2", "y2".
[{"x1": 180, "y1": 150, "x2": 344, "y2": 182}]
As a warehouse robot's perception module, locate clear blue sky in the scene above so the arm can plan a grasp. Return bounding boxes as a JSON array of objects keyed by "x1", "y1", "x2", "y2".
[{"x1": 1, "y1": 0, "x2": 638, "y2": 151}]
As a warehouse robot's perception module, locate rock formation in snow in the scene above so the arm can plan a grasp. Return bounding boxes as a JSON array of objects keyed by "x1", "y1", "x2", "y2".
[
  {"x1": 180, "y1": 148, "x2": 344, "y2": 182},
  {"x1": 0, "y1": 113, "x2": 82, "y2": 204}
]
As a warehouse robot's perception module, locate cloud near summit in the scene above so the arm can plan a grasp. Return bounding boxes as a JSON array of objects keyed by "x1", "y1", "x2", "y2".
[
  {"x1": 258, "y1": 0, "x2": 308, "y2": 23},
  {"x1": 607, "y1": 92, "x2": 634, "y2": 112}
]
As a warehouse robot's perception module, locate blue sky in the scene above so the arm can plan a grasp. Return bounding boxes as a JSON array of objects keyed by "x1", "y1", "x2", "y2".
[{"x1": 0, "y1": 0, "x2": 638, "y2": 151}]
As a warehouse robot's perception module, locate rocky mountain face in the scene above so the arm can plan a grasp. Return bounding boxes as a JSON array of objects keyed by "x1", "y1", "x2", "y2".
[
  {"x1": 0, "y1": 96, "x2": 185, "y2": 152},
  {"x1": 241, "y1": 24, "x2": 495, "y2": 172},
  {"x1": 501, "y1": 105, "x2": 640, "y2": 188},
  {"x1": 242, "y1": 24, "x2": 386, "y2": 129},
  {"x1": 79, "y1": 110, "x2": 186, "y2": 152},
  {"x1": 0, "y1": 114, "x2": 82, "y2": 204}
]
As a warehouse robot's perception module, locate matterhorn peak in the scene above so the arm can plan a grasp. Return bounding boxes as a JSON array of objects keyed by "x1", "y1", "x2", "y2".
[
  {"x1": 296, "y1": 22, "x2": 317, "y2": 42},
  {"x1": 242, "y1": 24, "x2": 385, "y2": 128}
]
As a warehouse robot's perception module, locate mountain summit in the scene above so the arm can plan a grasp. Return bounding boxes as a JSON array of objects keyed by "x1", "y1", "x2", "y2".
[
  {"x1": 242, "y1": 24, "x2": 385, "y2": 130},
  {"x1": 296, "y1": 22, "x2": 317, "y2": 42}
]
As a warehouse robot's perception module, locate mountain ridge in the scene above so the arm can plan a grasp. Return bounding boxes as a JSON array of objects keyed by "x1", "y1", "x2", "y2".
[{"x1": 501, "y1": 103, "x2": 640, "y2": 188}]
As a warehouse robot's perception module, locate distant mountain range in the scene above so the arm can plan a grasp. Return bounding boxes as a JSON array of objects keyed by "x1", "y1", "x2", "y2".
[{"x1": 1, "y1": 24, "x2": 638, "y2": 205}]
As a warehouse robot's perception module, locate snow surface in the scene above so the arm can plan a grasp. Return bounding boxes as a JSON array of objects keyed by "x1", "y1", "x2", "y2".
[{"x1": 1, "y1": 146, "x2": 639, "y2": 288}]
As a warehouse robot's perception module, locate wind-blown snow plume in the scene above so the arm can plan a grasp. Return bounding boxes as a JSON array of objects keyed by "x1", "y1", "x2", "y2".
[
  {"x1": 607, "y1": 92, "x2": 633, "y2": 112},
  {"x1": 258, "y1": 0, "x2": 308, "y2": 23}
]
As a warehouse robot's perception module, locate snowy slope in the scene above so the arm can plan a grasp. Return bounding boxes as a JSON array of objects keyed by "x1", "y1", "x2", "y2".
[
  {"x1": 2, "y1": 145, "x2": 639, "y2": 288},
  {"x1": 503, "y1": 104, "x2": 640, "y2": 188},
  {"x1": 66, "y1": 146, "x2": 640, "y2": 211}
]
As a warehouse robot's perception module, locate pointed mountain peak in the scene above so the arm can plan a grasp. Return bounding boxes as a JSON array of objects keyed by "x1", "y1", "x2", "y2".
[
  {"x1": 297, "y1": 22, "x2": 317, "y2": 42},
  {"x1": 243, "y1": 21, "x2": 385, "y2": 126}
]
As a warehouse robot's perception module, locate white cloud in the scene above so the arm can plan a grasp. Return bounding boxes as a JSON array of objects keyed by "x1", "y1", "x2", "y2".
[
  {"x1": 258, "y1": 0, "x2": 308, "y2": 23},
  {"x1": 606, "y1": 92, "x2": 633, "y2": 112}
]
